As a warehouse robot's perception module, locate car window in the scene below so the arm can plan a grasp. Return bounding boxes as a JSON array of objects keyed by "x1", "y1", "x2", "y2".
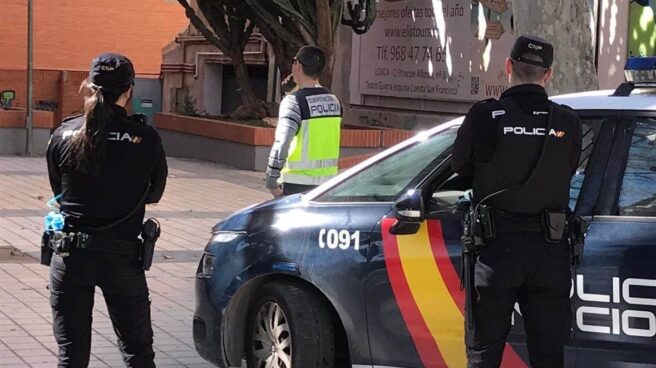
[
  {"x1": 315, "y1": 126, "x2": 459, "y2": 203},
  {"x1": 569, "y1": 118, "x2": 604, "y2": 209},
  {"x1": 618, "y1": 117, "x2": 656, "y2": 216}
]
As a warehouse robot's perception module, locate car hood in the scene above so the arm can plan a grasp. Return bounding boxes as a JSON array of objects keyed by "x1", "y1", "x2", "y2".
[{"x1": 212, "y1": 193, "x2": 306, "y2": 232}]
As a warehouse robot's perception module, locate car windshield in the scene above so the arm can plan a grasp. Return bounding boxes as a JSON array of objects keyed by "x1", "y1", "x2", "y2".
[{"x1": 315, "y1": 125, "x2": 459, "y2": 203}]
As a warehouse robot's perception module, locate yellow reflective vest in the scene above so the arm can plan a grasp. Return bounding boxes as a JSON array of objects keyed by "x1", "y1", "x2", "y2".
[{"x1": 281, "y1": 88, "x2": 342, "y2": 186}]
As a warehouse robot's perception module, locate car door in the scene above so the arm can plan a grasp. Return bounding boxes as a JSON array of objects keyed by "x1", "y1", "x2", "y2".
[
  {"x1": 366, "y1": 115, "x2": 607, "y2": 368},
  {"x1": 369, "y1": 174, "x2": 536, "y2": 368},
  {"x1": 572, "y1": 114, "x2": 656, "y2": 367},
  {"x1": 369, "y1": 196, "x2": 473, "y2": 368},
  {"x1": 307, "y1": 123, "x2": 461, "y2": 367}
]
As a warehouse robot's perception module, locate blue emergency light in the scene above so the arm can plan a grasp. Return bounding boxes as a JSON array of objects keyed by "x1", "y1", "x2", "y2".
[
  {"x1": 624, "y1": 56, "x2": 656, "y2": 83},
  {"x1": 612, "y1": 56, "x2": 656, "y2": 96}
]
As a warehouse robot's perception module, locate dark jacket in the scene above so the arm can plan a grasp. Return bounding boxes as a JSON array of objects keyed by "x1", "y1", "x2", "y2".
[
  {"x1": 46, "y1": 105, "x2": 167, "y2": 240},
  {"x1": 452, "y1": 84, "x2": 582, "y2": 214}
]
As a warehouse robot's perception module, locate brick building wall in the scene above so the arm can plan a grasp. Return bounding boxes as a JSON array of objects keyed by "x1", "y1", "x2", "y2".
[
  {"x1": 1, "y1": 0, "x2": 188, "y2": 126},
  {"x1": 1, "y1": 69, "x2": 88, "y2": 124},
  {"x1": 0, "y1": 70, "x2": 58, "y2": 109},
  {"x1": 59, "y1": 71, "x2": 89, "y2": 122},
  {"x1": 1, "y1": 0, "x2": 188, "y2": 74}
]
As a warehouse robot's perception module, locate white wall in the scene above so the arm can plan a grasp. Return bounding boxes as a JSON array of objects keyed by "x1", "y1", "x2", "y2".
[{"x1": 597, "y1": 0, "x2": 630, "y2": 90}]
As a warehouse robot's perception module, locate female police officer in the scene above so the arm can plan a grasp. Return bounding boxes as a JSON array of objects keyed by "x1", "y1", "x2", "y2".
[{"x1": 46, "y1": 53, "x2": 167, "y2": 367}]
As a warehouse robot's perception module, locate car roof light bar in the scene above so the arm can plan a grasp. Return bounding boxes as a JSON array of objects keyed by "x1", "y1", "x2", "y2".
[
  {"x1": 625, "y1": 57, "x2": 656, "y2": 83},
  {"x1": 612, "y1": 57, "x2": 656, "y2": 96}
]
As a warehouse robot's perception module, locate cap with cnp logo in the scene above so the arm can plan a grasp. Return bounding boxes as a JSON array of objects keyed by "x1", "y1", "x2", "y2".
[
  {"x1": 89, "y1": 53, "x2": 135, "y2": 91},
  {"x1": 510, "y1": 35, "x2": 554, "y2": 68}
]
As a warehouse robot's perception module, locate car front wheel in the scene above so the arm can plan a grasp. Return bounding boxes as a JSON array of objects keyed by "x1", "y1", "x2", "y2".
[{"x1": 246, "y1": 282, "x2": 335, "y2": 368}]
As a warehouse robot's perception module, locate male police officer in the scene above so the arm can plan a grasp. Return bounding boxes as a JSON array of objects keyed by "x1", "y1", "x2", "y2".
[
  {"x1": 266, "y1": 46, "x2": 342, "y2": 197},
  {"x1": 452, "y1": 36, "x2": 582, "y2": 368},
  {"x1": 47, "y1": 53, "x2": 167, "y2": 367}
]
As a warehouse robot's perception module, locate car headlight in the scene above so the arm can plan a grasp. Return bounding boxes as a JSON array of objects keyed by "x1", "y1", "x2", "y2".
[
  {"x1": 211, "y1": 231, "x2": 245, "y2": 243},
  {"x1": 200, "y1": 253, "x2": 215, "y2": 277}
]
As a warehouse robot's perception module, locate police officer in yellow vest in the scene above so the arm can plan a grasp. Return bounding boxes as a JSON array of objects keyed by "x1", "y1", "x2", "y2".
[{"x1": 266, "y1": 46, "x2": 343, "y2": 197}]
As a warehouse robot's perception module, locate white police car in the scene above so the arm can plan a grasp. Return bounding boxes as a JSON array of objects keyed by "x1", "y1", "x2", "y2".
[{"x1": 194, "y1": 57, "x2": 656, "y2": 368}]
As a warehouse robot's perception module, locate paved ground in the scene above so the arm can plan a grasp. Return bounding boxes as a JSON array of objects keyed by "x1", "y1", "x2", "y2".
[{"x1": 0, "y1": 156, "x2": 270, "y2": 367}]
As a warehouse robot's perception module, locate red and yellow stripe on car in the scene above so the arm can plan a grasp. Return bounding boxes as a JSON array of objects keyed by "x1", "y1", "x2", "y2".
[{"x1": 382, "y1": 218, "x2": 528, "y2": 368}]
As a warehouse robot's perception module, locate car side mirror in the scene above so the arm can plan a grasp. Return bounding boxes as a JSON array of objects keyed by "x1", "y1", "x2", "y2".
[{"x1": 390, "y1": 190, "x2": 424, "y2": 235}]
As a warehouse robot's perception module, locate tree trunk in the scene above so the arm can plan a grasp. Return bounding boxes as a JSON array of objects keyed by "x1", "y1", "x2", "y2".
[
  {"x1": 274, "y1": 38, "x2": 292, "y2": 81},
  {"x1": 178, "y1": 0, "x2": 267, "y2": 118},
  {"x1": 231, "y1": 52, "x2": 266, "y2": 118},
  {"x1": 512, "y1": 0, "x2": 599, "y2": 94},
  {"x1": 316, "y1": 0, "x2": 335, "y2": 87}
]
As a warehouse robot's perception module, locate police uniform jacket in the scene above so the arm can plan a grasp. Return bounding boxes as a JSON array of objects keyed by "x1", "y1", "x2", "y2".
[
  {"x1": 47, "y1": 105, "x2": 167, "y2": 240},
  {"x1": 452, "y1": 84, "x2": 582, "y2": 214}
]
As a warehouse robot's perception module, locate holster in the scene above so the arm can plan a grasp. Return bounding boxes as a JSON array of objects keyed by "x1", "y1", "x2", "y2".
[
  {"x1": 140, "y1": 218, "x2": 160, "y2": 271},
  {"x1": 568, "y1": 216, "x2": 589, "y2": 265},
  {"x1": 542, "y1": 210, "x2": 568, "y2": 244}
]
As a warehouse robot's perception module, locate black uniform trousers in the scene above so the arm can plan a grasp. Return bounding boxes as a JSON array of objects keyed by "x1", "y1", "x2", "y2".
[
  {"x1": 49, "y1": 247, "x2": 155, "y2": 368},
  {"x1": 282, "y1": 183, "x2": 317, "y2": 196},
  {"x1": 466, "y1": 232, "x2": 572, "y2": 368}
]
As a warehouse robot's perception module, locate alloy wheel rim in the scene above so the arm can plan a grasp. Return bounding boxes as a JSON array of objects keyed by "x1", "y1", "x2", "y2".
[{"x1": 252, "y1": 301, "x2": 292, "y2": 368}]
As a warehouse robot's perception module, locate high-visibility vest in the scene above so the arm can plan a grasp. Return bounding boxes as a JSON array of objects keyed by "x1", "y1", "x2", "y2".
[{"x1": 281, "y1": 87, "x2": 342, "y2": 186}]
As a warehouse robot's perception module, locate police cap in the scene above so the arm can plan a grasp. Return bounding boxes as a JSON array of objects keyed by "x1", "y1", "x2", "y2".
[
  {"x1": 510, "y1": 35, "x2": 554, "y2": 68},
  {"x1": 89, "y1": 53, "x2": 135, "y2": 91}
]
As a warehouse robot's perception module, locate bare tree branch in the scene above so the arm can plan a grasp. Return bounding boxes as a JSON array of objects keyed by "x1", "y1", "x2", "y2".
[
  {"x1": 176, "y1": 0, "x2": 229, "y2": 52},
  {"x1": 241, "y1": 21, "x2": 256, "y2": 50},
  {"x1": 292, "y1": 0, "x2": 315, "y2": 29},
  {"x1": 295, "y1": 23, "x2": 316, "y2": 45},
  {"x1": 244, "y1": 0, "x2": 304, "y2": 48},
  {"x1": 271, "y1": 0, "x2": 316, "y2": 40},
  {"x1": 197, "y1": 1, "x2": 232, "y2": 48}
]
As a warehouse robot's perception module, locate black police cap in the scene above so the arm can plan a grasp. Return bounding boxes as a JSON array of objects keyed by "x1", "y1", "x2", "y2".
[
  {"x1": 510, "y1": 35, "x2": 554, "y2": 68},
  {"x1": 88, "y1": 53, "x2": 135, "y2": 91}
]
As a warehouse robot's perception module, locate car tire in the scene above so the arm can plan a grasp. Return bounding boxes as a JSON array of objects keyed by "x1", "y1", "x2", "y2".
[{"x1": 245, "y1": 281, "x2": 335, "y2": 368}]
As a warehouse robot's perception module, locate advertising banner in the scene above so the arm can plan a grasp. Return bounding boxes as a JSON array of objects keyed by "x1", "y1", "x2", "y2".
[{"x1": 355, "y1": 0, "x2": 516, "y2": 102}]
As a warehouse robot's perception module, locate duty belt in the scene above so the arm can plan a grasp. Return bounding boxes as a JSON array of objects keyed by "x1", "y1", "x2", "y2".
[
  {"x1": 493, "y1": 209, "x2": 543, "y2": 233},
  {"x1": 56, "y1": 232, "x2": 140, "y2": 256}
]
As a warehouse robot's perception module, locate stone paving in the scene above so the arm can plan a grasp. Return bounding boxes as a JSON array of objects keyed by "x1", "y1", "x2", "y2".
[{"x1": 0, "y1": 156, "x2": 270, "y2": 367}]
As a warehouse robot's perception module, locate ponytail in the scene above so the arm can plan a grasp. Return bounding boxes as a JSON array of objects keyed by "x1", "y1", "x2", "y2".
[{"x1": 70, "y1": 79, "x2": 128, "y2": 174}]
